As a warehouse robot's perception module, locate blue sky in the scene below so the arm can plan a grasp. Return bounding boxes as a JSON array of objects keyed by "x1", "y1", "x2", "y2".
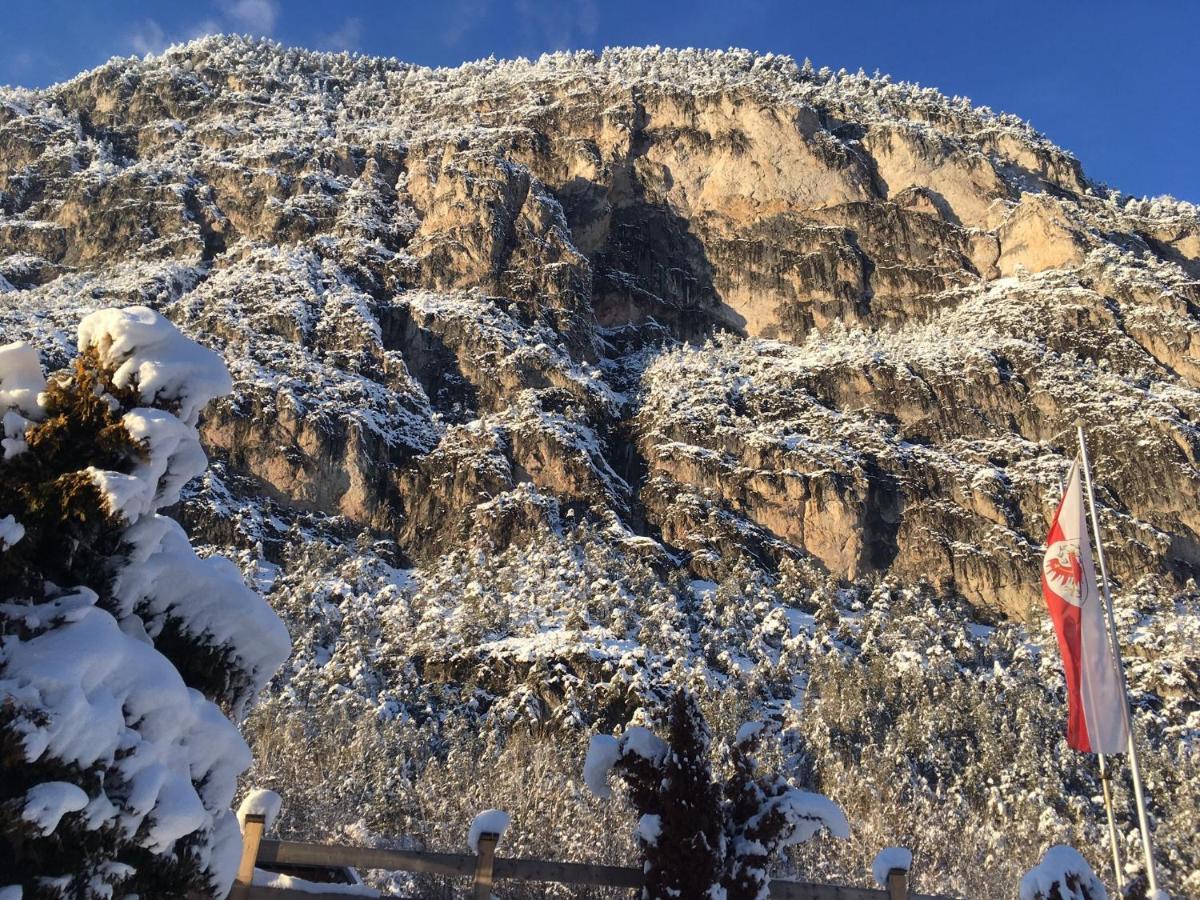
[{"x1": 5, "y1": 1, "x2": 1198, "y2": 201}]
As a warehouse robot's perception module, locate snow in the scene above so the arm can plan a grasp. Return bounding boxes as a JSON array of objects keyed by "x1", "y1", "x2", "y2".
[
  {"x1": 622, "y1": 726, "x2": 667, "y2": 763},
  {"x1": 208, "y1": 811, "x2": 248, "y2": 896},
  {"x1": 116, "y1": 407, "x2": 209, "y2": 515},
  {"x1": 735, "y1": 721, "x2": 765, "y2": 746},
  {"x1": 115, "y1": 514, "x2": 292, "y2": 709},
  {"x1": 771, "y1": 790, "x2": 851, "y2": 845},
  {"x1": 467, "y1": 809, "x2": 511, "y2": 852},
  {"x1": 0, "y1": 342, "x2": 45, "y2": 418},
  {"x1": 86, "y1": 468, "x2": 151, "y2": 522},
  {"x1": 0, "y1": 342, "x2": 45, "y2": 457},
  {"x1": 85, "y1": 408, "x2": 209, "y2": 524},
  {"x1": 0, "y1": 590, "x2": 250, "y2": 854},
  {"x1": 636, "y1": 813, "x2": 662, "y2": 846},
  {"x1": 583, "y1": 734, "x2": 621, "y2": 798},
  {"x1": 252, "y1": 869, "x2": 379, "y2": 896},
  {"x1": 871, "y1": 847, "x2": 913, "y2": 888},
  {"x1": 1019, "y1": 846, "x2": 1107, "y2": 900},
  {"x1": 77, "y1": 306, "x2": 232, "y2": 426},
  {"x1": 21, "y1": 782, "x2": 89, "y2": 835},
  {"x1": 0, "y1": 888, "x2": 21, "y2": 900},
  {"x1": 238, "y1": 788, "x2": 283, "y2": 832},
  {"x1": 0, "y1": 515, "x2": 25, "y2": 550}
]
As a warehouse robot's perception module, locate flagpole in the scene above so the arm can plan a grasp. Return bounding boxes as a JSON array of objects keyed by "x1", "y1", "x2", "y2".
[
  {"x1": 1077, "y1": 423, "x2": 1163, "y2": 897},
  {"x1": 1098, "y1": 752, "x2": 1125, "y2": 892},
  {"x1": 1060, "y1": 471, "x2": 1125, "y2": 894}
]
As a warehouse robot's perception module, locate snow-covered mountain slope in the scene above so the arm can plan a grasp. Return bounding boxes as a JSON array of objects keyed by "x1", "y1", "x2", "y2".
[{"x1": 2, "y1": 38, "x2": 1199, "y2": 896}]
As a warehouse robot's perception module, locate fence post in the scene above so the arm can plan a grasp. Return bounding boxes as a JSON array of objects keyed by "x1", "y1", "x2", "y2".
[
  {"x1": 232, "y1": 813, "x2": 265, "y2": 897},
  {"x1": 473, "y1": 832, "x2": 498, "y2": 900},
  {"x1": 886, "y1": 867, "x2": 908, "y2": 900}
]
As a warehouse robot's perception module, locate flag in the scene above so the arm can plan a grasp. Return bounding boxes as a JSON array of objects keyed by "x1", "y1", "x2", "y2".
[{"x1": 1042, "y1": 460, "x2": 1130, "y2": 753}]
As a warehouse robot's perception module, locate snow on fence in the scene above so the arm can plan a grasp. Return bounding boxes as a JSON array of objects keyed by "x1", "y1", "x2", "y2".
[{"x1": 229, "y1": 814, "x2": 959, "y2": 900}]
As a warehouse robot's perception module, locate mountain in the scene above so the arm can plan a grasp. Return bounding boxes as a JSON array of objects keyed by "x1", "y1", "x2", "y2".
[{"x1": 2, "y1": 37, "x2": 1198, "y2": 896}]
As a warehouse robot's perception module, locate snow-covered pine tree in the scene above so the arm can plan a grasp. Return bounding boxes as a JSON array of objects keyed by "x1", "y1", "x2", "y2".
[
  {"x1": 722, "y1": 721, "x2": 850, "y2": 900},
  {"x1": 0, "y1": 307, "x2": 290, "y2": 898},
  {"x1": 653, "y1": 689, "x2": 724, "y2": 899},
  {"x1": 584, "y1": 689, "x2": 723, "y2": 899},
  {"x1": 584, "y1": 689, "x2": 847, "y2": 900}
]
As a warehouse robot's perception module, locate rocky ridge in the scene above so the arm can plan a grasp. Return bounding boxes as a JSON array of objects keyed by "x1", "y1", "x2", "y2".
[
  {"x1": 3, "y1": 39, "x2": 1200, "y2": 894},
  {"x1": 3, "y1": 40, "x2": 1199, "y2": 614}
]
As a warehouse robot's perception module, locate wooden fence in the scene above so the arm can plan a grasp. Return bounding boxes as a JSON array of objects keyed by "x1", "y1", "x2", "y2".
[{"x1": 230, "y1": 814, "x2": 957, "y2": 900}]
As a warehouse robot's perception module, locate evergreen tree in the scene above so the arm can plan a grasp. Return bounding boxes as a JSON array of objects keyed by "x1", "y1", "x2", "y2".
[
  {"x1": 0, "y1": 308, "x2": 289, "y2": 897},
  {"x1": 722, "y1": 721, "x2": 849, "y2": 900},
  {"x1": 585, "y1": 688, "x2": 846, "y2": 900},
  {"x1": 651, "y1": 689, "x2": 724, "y2": 899}
]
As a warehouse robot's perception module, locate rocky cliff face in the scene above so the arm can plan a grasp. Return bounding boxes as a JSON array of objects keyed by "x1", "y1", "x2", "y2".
[
  {"x1": 4, "y1": 40, "x2": 1200, "y2": 893},
  {"x1": 4, "y1": 40, "x2": 1198, "y2": 615}
]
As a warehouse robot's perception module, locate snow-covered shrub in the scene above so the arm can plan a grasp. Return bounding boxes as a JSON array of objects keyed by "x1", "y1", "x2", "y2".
[
  {"x1": 1019, "y1": 845, "x2": 1106, "y2": 900},
  {"x1": 0, "y1": 308, "x2": 290, "y2": 898},
  {"x1": 585, "y1": 689, "x2": 848, "y2": 900}
]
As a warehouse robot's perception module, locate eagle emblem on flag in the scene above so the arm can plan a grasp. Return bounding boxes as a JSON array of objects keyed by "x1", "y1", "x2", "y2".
[{"x1": 1043, "y1": 539, "x2": 1083, "y2": 606}]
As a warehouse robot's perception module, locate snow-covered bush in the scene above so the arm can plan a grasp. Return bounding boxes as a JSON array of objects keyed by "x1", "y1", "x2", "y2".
[
  {"x1": 0, "y1": 308, "x2": 290, "y2": 898},
  {"x1": 1019, "y1": 845, "x2": 1107, "y2": 900},
  {"x1": 585, "y1": 689, "x2": 848, "y2": 900}
]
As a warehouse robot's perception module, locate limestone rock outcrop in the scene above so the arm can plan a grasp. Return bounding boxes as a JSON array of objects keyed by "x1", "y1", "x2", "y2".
[{"x1": 3, "y1": 39, "x2": 1200, "y2": 618}]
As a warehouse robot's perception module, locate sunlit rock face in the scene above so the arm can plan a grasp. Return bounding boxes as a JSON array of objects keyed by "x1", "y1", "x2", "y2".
[{"x1": 4, "y1": 38, "x2": 1200, "y2": 617}]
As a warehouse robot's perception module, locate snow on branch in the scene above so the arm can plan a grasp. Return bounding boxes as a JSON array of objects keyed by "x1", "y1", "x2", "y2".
[
  {"x1": 77, "y1": 306, "x2": 232, "y2": 426},
  {"x1": 1019, "y1": 846, "x2": 1107, "y2": 900},
  {"x1": 0, "y1": 589, "x2": 251, "y2": 853},
  {"x1": 0, "y1": 515, "x2": 24, "y2": 551},
  {"x1": 0, "y1": 342, "x2": 46, "y2": 458}
]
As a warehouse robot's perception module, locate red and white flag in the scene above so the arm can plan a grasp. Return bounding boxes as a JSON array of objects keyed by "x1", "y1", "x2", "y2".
[{"x1": 1042, "y1": 460, "x2": 1130, "y2": 754}]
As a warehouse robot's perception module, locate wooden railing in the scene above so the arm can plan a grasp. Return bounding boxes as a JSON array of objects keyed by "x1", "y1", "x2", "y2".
[{"x1": 232, "y1": 814, "x2": 955, "y2": 900}]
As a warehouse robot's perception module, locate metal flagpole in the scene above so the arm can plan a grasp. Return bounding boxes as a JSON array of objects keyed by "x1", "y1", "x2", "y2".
[
  {"x1": 1077, "y1": 423, "x2": 1163, "y2": 897},
  {"x1": 1098, "y1": 753, "x2": 1125, "y2": 892},
  {"x1": 1060, "y1": 471, "x2": 1125, "y2": 893}
]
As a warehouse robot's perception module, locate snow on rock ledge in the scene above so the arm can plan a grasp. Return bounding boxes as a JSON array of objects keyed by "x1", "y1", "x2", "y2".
[{"x1": 77, "y1": 306, "x2": 232, "y2": 426}]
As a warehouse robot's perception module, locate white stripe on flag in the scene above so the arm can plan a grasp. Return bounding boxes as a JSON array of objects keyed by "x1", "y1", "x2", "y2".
[{"x1": 1064, "y1": 463, "x2": 1129, "y2": 754}]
